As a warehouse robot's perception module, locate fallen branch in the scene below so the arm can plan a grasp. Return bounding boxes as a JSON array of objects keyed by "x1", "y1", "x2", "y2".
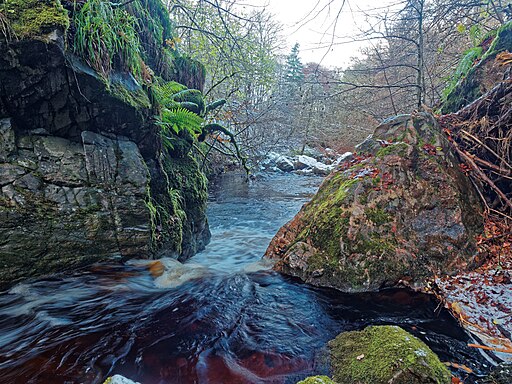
[
  {"x1": 455, "y1": 145, "x2": 512, "y2": 211},
  {"x1": 467, "y1": 343, "x2": 512, "y2": 354}
]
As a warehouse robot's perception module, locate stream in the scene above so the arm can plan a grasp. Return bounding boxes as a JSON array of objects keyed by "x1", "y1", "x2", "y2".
[{"x1": 0, "y1": 172, "x2": 490, "y2": 384}]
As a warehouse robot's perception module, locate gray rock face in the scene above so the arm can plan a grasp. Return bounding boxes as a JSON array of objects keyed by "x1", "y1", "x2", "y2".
[
  {"x1": 0, "y1": 33, "x2": 210, "y2": 287},
  {"x1": 0, "y1": 119, "x2": 151, "y2": 285}
]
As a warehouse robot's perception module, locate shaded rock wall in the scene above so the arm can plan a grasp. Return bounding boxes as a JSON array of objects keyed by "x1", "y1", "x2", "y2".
[{"x1": 0, "y1": 29, "x2": 210, "y2": 287}]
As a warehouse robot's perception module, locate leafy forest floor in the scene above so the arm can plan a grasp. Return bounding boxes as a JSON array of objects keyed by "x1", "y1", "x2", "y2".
[{"x1": 435, "y1": 214, "x2": 512, "y2": 369}]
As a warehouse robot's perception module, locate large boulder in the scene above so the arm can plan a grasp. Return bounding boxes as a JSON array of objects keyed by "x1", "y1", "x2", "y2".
[
  {"x1": 328, "y1": 326, "x2": 451, "y2": 384},
  {"x1": 265, "y1": 113, "x2": 483, "y2": 292}
]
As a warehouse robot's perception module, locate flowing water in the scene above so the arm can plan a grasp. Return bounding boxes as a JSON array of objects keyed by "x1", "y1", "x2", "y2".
[{"x1": 0, "y1": 173, "x2": 490, "y2": 384}]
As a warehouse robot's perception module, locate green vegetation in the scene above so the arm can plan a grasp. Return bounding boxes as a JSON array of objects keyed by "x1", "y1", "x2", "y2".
[
  {"x1": 481, "y1": 21, "x2": 512, "y2": 60},
  {"x1": 73, "y1": 0, "x2": 143, "y2": 78},
  {"x1": 109, "y1": 82, "x2": 151, "y2": 109},
  {"x1": 296, "y1": 376, "x2": 335, "y2": 384},
  {"x1": 329, "y1": 326, "x2": 452, "y2": 384},
  {"x1": 365, "y1": 208, "x2": 391, "y2": 225},
  {"x1": 376, "y1": 142, "x2": 410, "y2": 158},
  {"x1": 0, "y1": 0, "x2": 69, "y2": 38},
  {"x1": 441, "y1": 21, "x2": 512, "y2": 113},
  {"x1": 441, "y1": 46, "x2": 483, "y2": 103},
  {"x1": 173, "y1": 56, "x2": 207, "y2": 91}
]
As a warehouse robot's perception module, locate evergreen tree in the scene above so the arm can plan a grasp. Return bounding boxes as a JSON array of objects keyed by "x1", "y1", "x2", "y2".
[{"x1": 284, "y1": 43, "x2": 304, "y2": 86}]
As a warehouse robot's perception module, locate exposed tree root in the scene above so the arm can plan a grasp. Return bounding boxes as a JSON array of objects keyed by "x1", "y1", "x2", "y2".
[{"x1": 438, "y1": 67, "x2": 512, "y2": 217}]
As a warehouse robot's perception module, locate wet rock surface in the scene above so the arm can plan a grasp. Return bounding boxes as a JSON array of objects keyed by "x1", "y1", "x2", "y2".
[
  {"x1": 265, "y1": 113, "x2": 483, "y2": 292},
  {"x1": 480, "y1": 363, "x2": 512, "y2": 384},
  {"x1": 0, "y1": 31, "x2": 210, "y2": 287}
]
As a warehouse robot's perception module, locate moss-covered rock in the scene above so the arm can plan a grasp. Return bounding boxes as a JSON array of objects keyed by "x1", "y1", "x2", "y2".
[
  {"x1": 0, "y1": 0, "x2": 69, "y2": 38},
  {"x1": 296, "y1": 376, "x2": 335, "y2": 384},
  {"x1": 329, "y1": 326, "x2": 451, "y2": 384},
  {"x1": 265, "y1": 113, "x2": 482, "y2": 292},
  {"x1": 441, "y1": 21, "x2": 512, "y2": 114},
  {"x1": 163, "y1": 153, "x2": 210, "y2": 259}
]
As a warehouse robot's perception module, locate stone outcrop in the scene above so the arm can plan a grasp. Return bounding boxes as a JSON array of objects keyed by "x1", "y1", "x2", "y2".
[
  {"x1": 265, "y1": 113, "x2": 483, "y2": 292},
  {"x1": 0, "y1": 16, "x2": 210, "y2": 287}
]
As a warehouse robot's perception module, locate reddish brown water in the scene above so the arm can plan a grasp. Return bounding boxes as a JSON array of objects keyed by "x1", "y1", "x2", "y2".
[{"x1": 0, "y1": 173, "x2": 491, "y2": 384}]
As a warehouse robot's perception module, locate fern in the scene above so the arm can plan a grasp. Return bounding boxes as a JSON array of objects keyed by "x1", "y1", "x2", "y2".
[
  {"x1": 158, "y1": 107, "x2": 204, "y2": 135},
  {"x1": 73, "y1": 0, "x2": 143, "y2": 79},
  {"x1": 152, "y1": 81, "x2": 187, "y2": 108}
]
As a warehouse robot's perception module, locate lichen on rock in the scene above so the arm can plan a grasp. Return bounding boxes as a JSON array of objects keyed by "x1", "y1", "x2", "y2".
[
  {"x1": 265, "y1": 113, "x2": 483, "y2": 292},
  {"x1": 329, "y1": 325, "x2": 451, "y2": 384}
]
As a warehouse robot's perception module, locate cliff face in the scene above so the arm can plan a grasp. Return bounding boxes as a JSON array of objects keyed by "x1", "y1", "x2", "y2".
[{"x1": 0, "y1": 2, "x2": 210, "y2": 287}]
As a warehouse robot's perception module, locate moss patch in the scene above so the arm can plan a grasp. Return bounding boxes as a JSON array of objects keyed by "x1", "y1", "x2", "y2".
[
  {"x1": 365, "y1": 208, "x2": 391, "y2": 225},
  {"x1": 109, "y1": 82, "x2": 151, "y2": 110},
  {"x1": 329, "y1": 325, "x2": 451, "y2": 384},
  {"x1": 296, "y1": 376, "x2": 335, "y2": 384},
  {"x1": 376, "y1": 142, "x2": 409, "y2": 158},
  {"x1": 0, "y1": 0, "x2": 69, "y2": 38},
  {"x1": 162, "y1": 153, "x2": 208, "y2": 254}
]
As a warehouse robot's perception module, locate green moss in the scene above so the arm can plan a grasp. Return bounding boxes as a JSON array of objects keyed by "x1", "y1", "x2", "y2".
[
  {"x1": 302, "y1": 177, "x2": 357, "y2": 256},
  {"x1": 355, "y1": 235, "x2": 396, "y2": 255},
  {"x1": 329, "y1": 326, "x2": 451, "y2": 384},
  {"x1": 296, "y1": 376, "x2": 335, "y2": 384},
  {"x1": 376, "y1": 142, "x2": 409, "y2": 158},
  {"x1": 0, "y1": 0, "x2": 69, "y2": 38},
  {"x1": 365, "y1": 208, "x2": 391, "y2": 225},
  {"x1": 441, "y1": 46, "x2": 483, "y2": 103},
  {"x1": 109, "y1": 83, "x2": 151, "y2": 110},
  {"x1": 173, "y1": 56, "x2": 207, "y2": 91},
  {"x1": 441, "y1": 21, "x2": 512, "y2": 114},
  {"x1": 481, "y1": 21, "x2": 512, "y2": 60},
  {"x1": 162, "y1": 153, "x2": 208, "y2": 252}
]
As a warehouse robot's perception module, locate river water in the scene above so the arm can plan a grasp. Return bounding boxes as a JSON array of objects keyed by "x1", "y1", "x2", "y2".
[{"x1": 0, "y1": 173, "x2": 489, "y2": 383}]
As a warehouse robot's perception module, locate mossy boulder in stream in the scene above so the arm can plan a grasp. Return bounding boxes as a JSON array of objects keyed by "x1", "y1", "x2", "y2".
[
  {"x1": 329, "y1": 325, "x2": 451, "y2": 384},
  {"x1": 265, "y1": 113, "x2": 483, "y2": 292}
]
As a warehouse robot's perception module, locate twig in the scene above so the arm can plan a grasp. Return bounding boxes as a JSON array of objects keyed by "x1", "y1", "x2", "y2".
[
  {"x1": 461, "y1": 129, "x2": 512, "y2": 170},
  {"x1": 452, "y1": 140, "x2": 512, "y2": 211},
  {"x1": 467, "y1": 343, "x2": 512, "y2": 354}
]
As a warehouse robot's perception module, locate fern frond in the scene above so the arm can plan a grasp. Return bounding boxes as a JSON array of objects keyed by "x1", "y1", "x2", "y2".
[
  {"x1": 153, "y1": 81, "x2": 187, "y2": 107},
  {"x1": 160, "y1": 107, "x2": 204, "y2": 135},
  {"x1": 172, "y1": 89, "x2": 205, "y2": 115}
]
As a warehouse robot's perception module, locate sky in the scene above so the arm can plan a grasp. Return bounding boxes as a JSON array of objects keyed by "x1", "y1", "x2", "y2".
[{"x1": 241, "y1": 0, "x2": 398, "y2": 68}]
